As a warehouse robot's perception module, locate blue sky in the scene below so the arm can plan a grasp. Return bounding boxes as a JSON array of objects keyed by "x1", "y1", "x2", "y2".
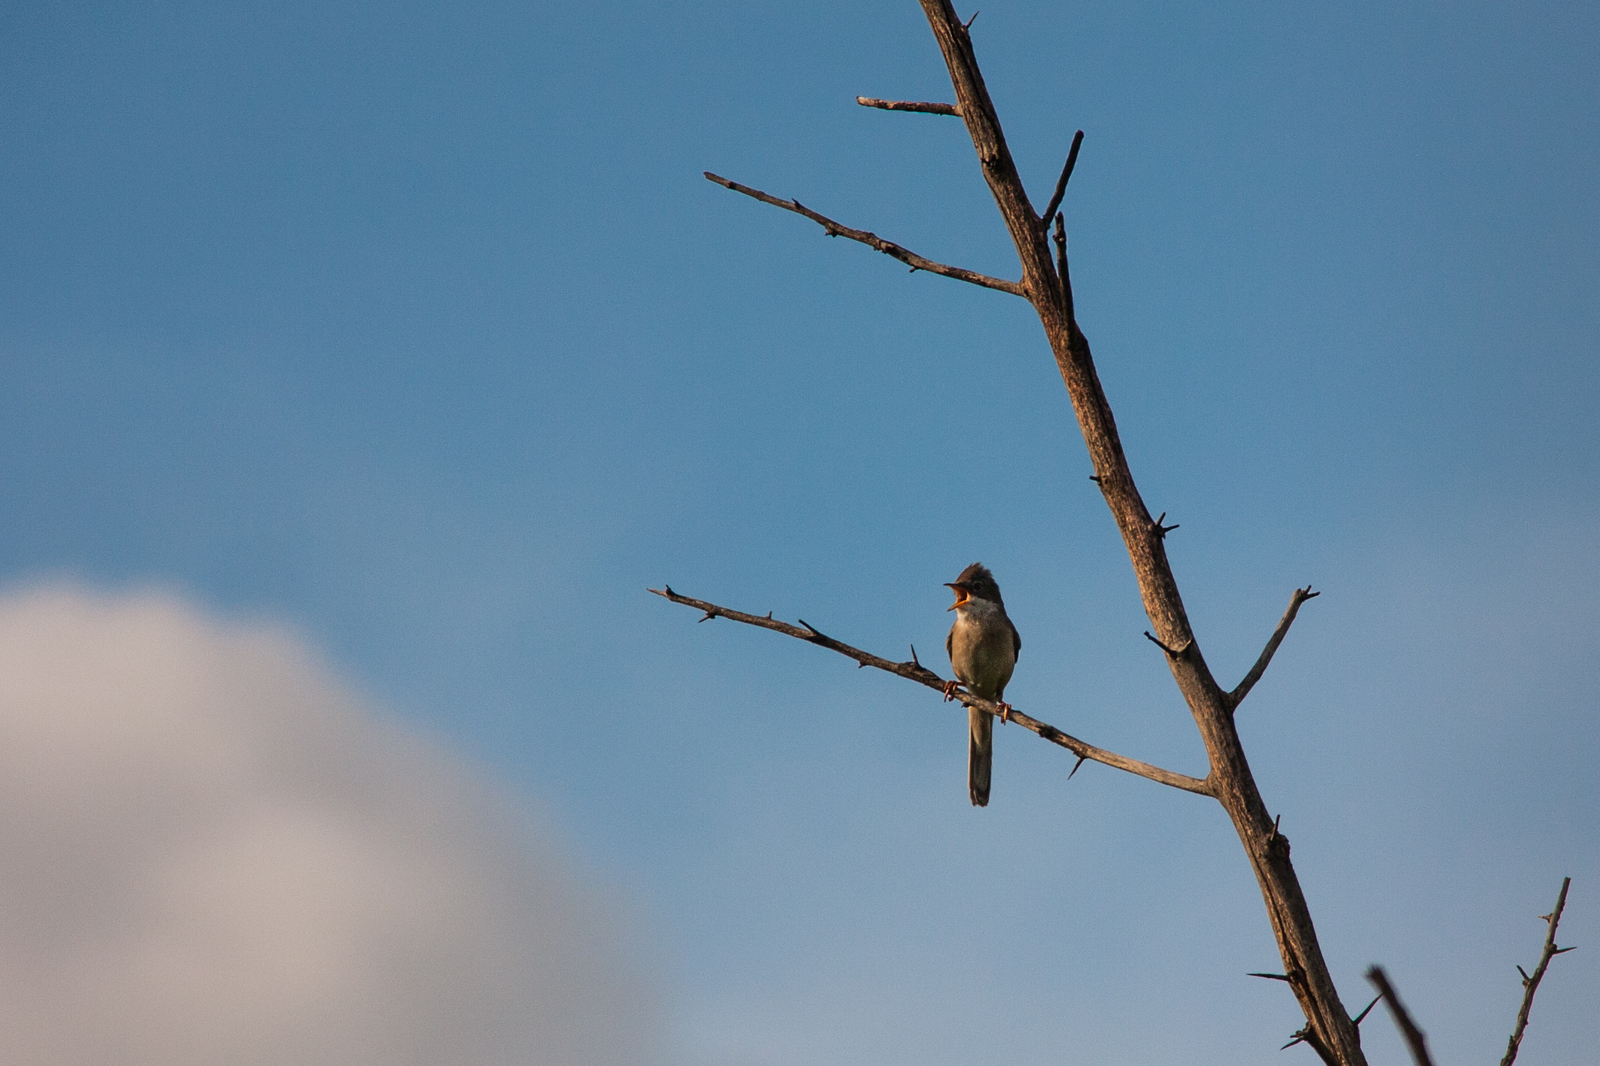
[{"x1": 1, "y1": 1, "x2": 1596, "y2": 1064}]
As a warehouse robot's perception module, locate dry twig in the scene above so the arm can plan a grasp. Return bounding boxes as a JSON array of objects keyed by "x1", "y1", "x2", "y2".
[
  {"x1": 1040, "y1": 129, "x2": 1084, "y2": 227},
  {"x1": 1501, "y1": 877, "x2": 1575, "y2": 1066},
  {"x1": 1365, "y1": 966, "x2": 1435, "y2": 1066},
  {"x1": 856, "y1": 95, "x2": 960, "y2": 116},
  {"x1": 703, "y1": 172, "x2": 1025, "y2": 297},
  {"x1": 1229, "y1": 586, "x2": 1319, "y2": 710}
]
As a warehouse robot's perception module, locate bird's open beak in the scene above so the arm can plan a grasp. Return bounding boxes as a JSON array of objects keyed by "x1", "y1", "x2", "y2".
[{"x1": 944, "y1": 583, "x2": 970, "y2": 610}]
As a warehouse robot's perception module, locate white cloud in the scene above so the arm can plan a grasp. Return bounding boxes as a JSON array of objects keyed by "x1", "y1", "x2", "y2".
[{"x1": 0, "y1": 584, "x2": 658, "y2": 1066}]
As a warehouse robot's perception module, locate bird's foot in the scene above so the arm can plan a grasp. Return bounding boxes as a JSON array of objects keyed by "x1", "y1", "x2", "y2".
[
  {"x1": 942, "y1": 680, "x2": 962, "y2": 702},
  {"x1": 996, "y1": 702, "x2": 1013, "y2": 724}
]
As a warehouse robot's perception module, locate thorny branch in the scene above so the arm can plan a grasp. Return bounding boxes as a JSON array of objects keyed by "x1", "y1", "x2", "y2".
[
  {"x1": 1229, "y1": 586, "x2": 1319, "y2": 710},
  {"x1": 1501, "y1": 877, "x2": 1576, "y2": 1066},
  {"x1": 1365, "y1": 966, "x2": 1436, "y2": 1066},
  {"x1": 650, "y1": 585, "x2": 1212, "y2": 796},
  {"x1": 703, "y1": 172, "x2": 1026, "y2": 297}
]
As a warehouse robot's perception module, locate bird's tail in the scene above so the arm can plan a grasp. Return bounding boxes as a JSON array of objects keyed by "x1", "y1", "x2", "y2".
[{"x1": 968, "y1": 705, "x2": 992, "y2": 807}]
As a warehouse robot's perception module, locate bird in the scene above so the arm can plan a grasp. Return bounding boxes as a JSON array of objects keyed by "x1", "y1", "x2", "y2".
[{"x1": 944, "y1": 562, "x2": 1021, "y2": 807}]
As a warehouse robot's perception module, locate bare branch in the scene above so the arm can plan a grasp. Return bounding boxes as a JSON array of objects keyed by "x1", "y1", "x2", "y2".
[
  {"x1": 1501, "y1": 877, "x2": 1574, "y2": 1066},
  {"x1": 703, "y1": 172, "x2": 1026, "y2": 297},
  {"x1": 1365, "y1": 966, "x2": 1436, "y2": 1066},
  {"x1": 1039, "y1": 129, "x2": 1084, "y2": 226},
  {"x1": 856, "y1": 96, "x2": 960, "y2": 117},
  {"x1": 651, "y1": 586, "x2": 1212, "y2": 796},
  {"x1": 1229, "y1": 586, "x2": 1319, "y2": 709}
]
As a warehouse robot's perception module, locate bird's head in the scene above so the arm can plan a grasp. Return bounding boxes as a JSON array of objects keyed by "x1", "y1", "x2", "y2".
[{"x1": 946, "y1": 562, "x2": 1003, "y2": 610}]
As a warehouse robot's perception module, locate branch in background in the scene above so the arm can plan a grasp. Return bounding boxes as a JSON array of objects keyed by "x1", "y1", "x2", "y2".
[
  {"x1": 1228, "y1": 586, "x2": 1319, "y2": 709},
  {"x1": 703, "y1": 172, "x2": 1026, "y2": 297},
  {"x1": 1365, "y1": 966, "x2": 1436, "y2": 1066},
  {"x1": 856, "y1": 95, "x2": 960, "y2": 116},
  {"x1": 651, "y1": 586, "x2": 1212, "y2": 796},
  {"x1": 1039, "y1": 129, "x2": 1084, "y2": 226},
  {"x1": 1501, "y1": 877, "x2": 1575, "y2": 1066}
]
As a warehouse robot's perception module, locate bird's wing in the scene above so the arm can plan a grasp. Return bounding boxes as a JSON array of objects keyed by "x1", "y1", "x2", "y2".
[
  {"x1": 945, "y1": 625, "x2": 954, "y2": 662},
  {"x1": 1008, "y1": 616, "x2": 1022, "y2": 660}
]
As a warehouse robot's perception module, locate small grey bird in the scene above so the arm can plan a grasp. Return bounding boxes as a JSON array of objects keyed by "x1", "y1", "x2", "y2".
[{"x1": 944, "y1": 562, "x2": 1021, "y2": 807}]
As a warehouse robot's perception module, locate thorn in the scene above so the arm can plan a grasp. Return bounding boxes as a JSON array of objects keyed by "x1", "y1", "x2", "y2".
[
  {"x1": 963, "y1": 9, "x2": 980, "y2": 30},
  {"x1": 1553, "y1": 945, "x2": 1577, "y2": 954},
  {"x1": 1068, "y1": 753, "x2": 1089, "y2": 779},
  {"x1": 1143, "y1": 630, "x2": 1187, "y2": 657},
  {"x1": 1353, "y1": 994, "x2": 1382, "y2": 1026},
  {"x1": 1281, "y1": 1035, "x2": 1306, "y2": 1051},
  {"x1": 1273, "y1": 814, "x2": 1282, "y2": 837},
  {"x1": 1089, "y1": 474, "x2": 1101, "y2": 483},
  {"x1": 664, "y1": 584, "x2": 675, "y2": 596},
  {"x1": 857, "y1": 660, "x2": 866, "y2": 668},
  {"x1": 1249, "y1": 972, "x2": 1292, "y2": 982},
  {"x1": 698, "y1": 610, "x2": 716, "y2": 623},
  {"x1": 910, "y1": 644, "x2": 921, "y2": 668},
  {"x1": 1517, "y1": 965, "x2": 1530, "y2": 982},
  {"x1": 765, "y1": 611, "x2": 773, "y2": 619},
  {"x1": 798, "y1": 618, "x2": 819, "y2": 636},
  {"x1": 1156, "y1": 511, "x2": 1166, "y2": 525}
]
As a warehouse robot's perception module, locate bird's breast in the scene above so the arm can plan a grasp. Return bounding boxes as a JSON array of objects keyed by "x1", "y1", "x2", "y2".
[{"x1": 947, "y1": 609, "x2": 1017, "y2": 700}]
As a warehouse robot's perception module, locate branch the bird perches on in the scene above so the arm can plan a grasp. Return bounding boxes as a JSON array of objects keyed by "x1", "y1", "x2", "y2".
[{"x1": 650, "y1": 585, "x2": 1212, "y2": 796}]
